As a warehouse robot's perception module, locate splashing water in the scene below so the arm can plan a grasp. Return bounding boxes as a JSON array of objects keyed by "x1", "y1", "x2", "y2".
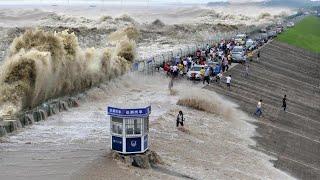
[{"x1": 0, "y1": 27, "x2": 137, "y2": 116}]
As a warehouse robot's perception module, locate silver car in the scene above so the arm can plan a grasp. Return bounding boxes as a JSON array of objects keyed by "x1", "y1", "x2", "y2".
[
  {"x1": 231, "y1": 46, "x2": 246, "y2": 63},
  {"x1": 245, "y1": 39, "x2": 257, "y2": 51}
]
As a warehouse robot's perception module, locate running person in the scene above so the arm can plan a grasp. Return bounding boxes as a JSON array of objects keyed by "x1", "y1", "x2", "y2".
[
  {"x1": 254, "y1": 100, "x2": 263, "y2": 117},
  {"x1": 203, "y1": 67, "x2": 211, "y2": 85},
  {"x1": 176, "y1": 111, "x2": 184, "y2": 127},
  {"x1": 226, "y1": 75, "x2": 232, "y2": 90},
  {"x1": 282, "y1": 95, "x2": 287, "y2": 111}
]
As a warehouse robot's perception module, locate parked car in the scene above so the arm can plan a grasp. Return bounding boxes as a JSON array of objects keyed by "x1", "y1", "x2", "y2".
[
  {"x1": 276, "y1": 26, "x2": 283, "y2": 33},
  {"x1": 260, "y1": 28, "x2": 267, "y2": 33},
  {"x1": 287, "y1": 22, "x2": 295, "y2": 28},
  {"x1": 245, "y1": 39, "x2": 257, "y2": 51},
  {"x1": 276, "y1": 21, "x2": 283, "y2": 26},
  {"x1": 267, "y1": 30, "x2": 277, "y2": 38},
  {"x1": 234, "y1": 34, "x2": 247, "y2": 45},
  {"x1": 207, "y1": 59, "x2": 219, "y2": 67},
  {"x1": 260, "y1": 33, "x2": 268, "y2": 42},
  {"x1": 256, "y1": 38, "x2": 264, "y2": 47},
  {"x1": 187, "y1": 65, "x2": 206, "y2": 80},
  {"x1": 231, "y1": 46, "x2": 246, "y2": 63}
]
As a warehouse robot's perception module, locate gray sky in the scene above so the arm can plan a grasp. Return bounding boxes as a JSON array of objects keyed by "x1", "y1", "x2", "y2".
[
  {"x1": 0, "y1": 0, "x2": 267, "y2": 3},
  {"x1": 0, "y1": 0, "x2": 316, "y2": 5}
]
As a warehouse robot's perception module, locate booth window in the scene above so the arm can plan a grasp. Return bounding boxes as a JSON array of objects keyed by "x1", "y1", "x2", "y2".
[
  {"x1": 144, "y1": 118, "x2": 149, "y2": 134},
  {"x1": 111, "y1": 117, "x2": 123, "y2": 135},
  {"x1": 126, "y1": 118, "x2": 142, "y2": 136}
]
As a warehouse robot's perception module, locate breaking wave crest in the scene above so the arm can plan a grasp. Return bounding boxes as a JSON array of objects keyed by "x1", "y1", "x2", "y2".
[
  {"x1": 177, "y1": 87, "x2": 237, "y2": 120},
  {"x1": 0, "y1": 27, "x2": 137, "y2": 115}
]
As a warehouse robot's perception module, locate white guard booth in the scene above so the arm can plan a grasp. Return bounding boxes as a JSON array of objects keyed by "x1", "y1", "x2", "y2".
[{"x1": 108, "y1": 106, "x2": 151, "y2": 154}]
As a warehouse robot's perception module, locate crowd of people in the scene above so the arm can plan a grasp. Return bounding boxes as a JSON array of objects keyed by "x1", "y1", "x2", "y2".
[
  {"x1": 161, "y1": 38, "x2": 255, "y2": 90},
  {"x1": 161, "y1": 25, "x2": 293, "y2": 128},
  {"x1": 161, "y1": 39, "x2": 289, "y2": 125}
]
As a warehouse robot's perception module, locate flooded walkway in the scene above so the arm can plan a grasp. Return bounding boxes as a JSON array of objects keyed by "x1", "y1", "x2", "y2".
[{"x1": 0, "y1": 75, "x2": 294, "y2": 180}]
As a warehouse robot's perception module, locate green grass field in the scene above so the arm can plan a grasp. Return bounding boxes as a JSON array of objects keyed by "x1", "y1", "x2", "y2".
[{"x1": 277, "y1": 16, "x2": 320, "y2": 53}]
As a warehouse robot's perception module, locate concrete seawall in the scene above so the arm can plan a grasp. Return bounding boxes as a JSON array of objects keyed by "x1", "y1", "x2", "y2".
[
  {"x1": 206, "y1": 40, "x2": 320, "y2": 179},
  {"x1": 0, "y1": 96, "x2": 81, "y2": 137}
]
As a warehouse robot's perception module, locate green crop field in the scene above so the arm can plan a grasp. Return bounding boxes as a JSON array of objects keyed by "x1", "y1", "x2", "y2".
[{"x1": 277, "y1": 16, "x2": 320, "y2": 53}]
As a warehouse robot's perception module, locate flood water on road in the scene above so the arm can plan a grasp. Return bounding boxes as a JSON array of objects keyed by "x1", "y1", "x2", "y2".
[{"x1": 0, "y1": 74, "x2": 294, "y2": 180}]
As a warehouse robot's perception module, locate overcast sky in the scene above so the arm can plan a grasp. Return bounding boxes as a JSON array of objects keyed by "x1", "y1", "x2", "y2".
[{"x1": 0, "y1": 0, "x2": 267, "y2": 3}]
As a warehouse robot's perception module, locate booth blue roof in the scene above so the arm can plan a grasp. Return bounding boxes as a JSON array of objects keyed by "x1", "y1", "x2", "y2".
[{"x1": 107, "y1": 106, "x2": 151, "y2": 118}]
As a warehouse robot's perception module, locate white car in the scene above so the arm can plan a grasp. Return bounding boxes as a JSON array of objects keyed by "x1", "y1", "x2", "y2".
[
  {"x1": 235, "y1": 34, "x2": 247, "y2": 45},
  {"x1": 287, "y1": 22, "x2": 295, "y2": 28},
  {"x1": 276, "y1": 27, "x2": 283, "y2": 33},
  {"x1": 245, "y1": 39, "x2": 257, "y2": 50},
  {"x1": 231, "y1": 46, "x2": 246, "y2": 63},
  {"x1": 187, "y1": 65, "x2": 206, "y2": 80}
]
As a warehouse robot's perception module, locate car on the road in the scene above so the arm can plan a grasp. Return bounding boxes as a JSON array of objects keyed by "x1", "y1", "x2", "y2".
[
  {"x1": 245, "y1": 39, "x2": 257, "y2": 51},
  {"x1": 234, "y1": 34, "x2": 247, "y2": 45},
  {"x1": 276, "y1": 26, "x2": 283, "y2": 33},
  {"x1": 276, "y1": 21, "x2": 283, "y2": 26},
  {"x1": 260, "y1": 28, "x2": 267, "y2": 33},
  {"x1": 287, "y1": 22, "x2": 295, "y2": 28},
  {"x1": 207, "y1": 59, "x2": 219, "y2": 67},
  {"x1": 267, "y1": 30, "x2": 277, "y2": 38},
  {"x1": 256, "y1": 38, "x2": 264, "y2": 47},
  {"x1": 260, "y1": 33, "x2": 269, "y2": 42},
  {"x1": 231, "y1": 46, "x2": 246, "y2": 63},
  {"x1": 187, "y1": 65, "x2": 206, "y2": 80}
]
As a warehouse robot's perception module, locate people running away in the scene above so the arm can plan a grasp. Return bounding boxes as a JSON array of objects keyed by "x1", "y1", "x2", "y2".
[
  {"x1": 282, "y1": 95, "x2": 287, "y2": 111},
  {"x1": 226, "y1": 75, "x2": 232, "y2": 90},
  {"x1": 254, "y1": 99, "x2": 263, "y2": 117},
  {"x1": 172, "y1": 64, "x2": 178, "y2": 78},
  {"x1": 176, "y1": 110, "x2": 184, "y2": 127},
  {"x1": 203, "y1": 67, "x2": 211, "y2": 85},
  {"x1": 223, "y1": 56, "x2": 229, "y2": 72},
  {"x1": 200, "y1": 67, "x2": 205, "y2": 80},
  {"x1": 216, "y1": 71, "x2": 222, "y2": 84}
]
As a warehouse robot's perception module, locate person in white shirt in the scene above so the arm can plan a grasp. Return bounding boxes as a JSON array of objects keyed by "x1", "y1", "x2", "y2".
[
  {"x1": 183, "y1": 59, "x2": 188, "y2": 72},
  {"x1": 183, "y1": 59, "x2": 187, "y2": 66},
  {"x1": 254, "y1": 99, "x2": 263, "y2": 117},
  {"x1": 226, "y1": 75, "x2": 232, "y2": 90},
  {"x1": 176, "y1": 110, "x2": 184, "y2": 127},
  {"x1": 172, "y1": 65, "x2": 178, "y2": 77}
]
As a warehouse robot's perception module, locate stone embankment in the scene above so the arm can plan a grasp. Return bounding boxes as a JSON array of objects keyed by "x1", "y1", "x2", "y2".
[
  {"x1": 206, "y1": 40, "x2": 320, "y2": 179},
  {"x1": 0, "y1": 96, "x2": 81, "y2": 137}
]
